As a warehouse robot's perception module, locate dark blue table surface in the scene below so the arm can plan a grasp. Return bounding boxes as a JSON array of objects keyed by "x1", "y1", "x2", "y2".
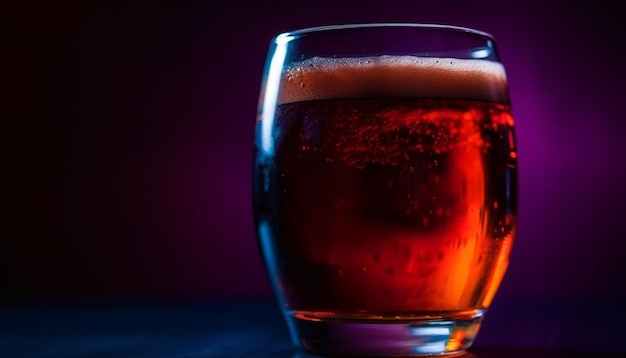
[{"x1": 1, "y1": 298, "x2": 625, "y2": 357}]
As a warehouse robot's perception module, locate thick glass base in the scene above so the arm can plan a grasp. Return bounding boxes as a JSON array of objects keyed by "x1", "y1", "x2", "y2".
[{"x1": 286, "y1": 310, "x2": 484, "y2": 357}]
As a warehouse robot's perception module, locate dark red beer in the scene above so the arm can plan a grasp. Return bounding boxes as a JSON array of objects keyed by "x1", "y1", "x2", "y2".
[{"x1": 254, "y1": 55, "x2": 517, "y2": 340}]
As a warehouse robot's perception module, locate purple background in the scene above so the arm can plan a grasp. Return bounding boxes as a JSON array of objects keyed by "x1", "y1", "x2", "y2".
[{"x1": 4, "y1": 0, "x2": 625, "y2": 317}]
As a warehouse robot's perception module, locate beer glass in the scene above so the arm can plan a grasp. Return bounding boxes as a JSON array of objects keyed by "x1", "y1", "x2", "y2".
[{"x1": 253, "y1": 23, "x2": 517, "y2": 356}]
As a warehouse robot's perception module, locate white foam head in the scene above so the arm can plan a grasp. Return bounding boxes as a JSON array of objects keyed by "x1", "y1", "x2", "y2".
[{"x1": 278, "y1": 56, "x2": 509, "y2": 105}]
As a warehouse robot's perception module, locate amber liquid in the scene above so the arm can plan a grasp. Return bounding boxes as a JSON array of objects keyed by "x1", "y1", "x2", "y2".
[{"x1": 254, "y1": 97, "x2": 517, "y2": 318}]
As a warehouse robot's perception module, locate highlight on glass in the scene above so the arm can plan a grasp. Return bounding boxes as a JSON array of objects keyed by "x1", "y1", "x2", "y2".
[{"x1": 253, "y1": 23, "x2": 517, "y2": 356}]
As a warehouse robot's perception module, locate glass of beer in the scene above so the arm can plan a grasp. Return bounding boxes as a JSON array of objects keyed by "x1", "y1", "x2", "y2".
[{"x1": 253, "y1": 23, "x2": 517, "y2": 356}]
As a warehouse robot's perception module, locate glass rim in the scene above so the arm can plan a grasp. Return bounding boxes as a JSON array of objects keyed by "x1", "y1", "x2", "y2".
[{"x1": 276, "y1": 23, "x2": 495, "y2": 40}]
